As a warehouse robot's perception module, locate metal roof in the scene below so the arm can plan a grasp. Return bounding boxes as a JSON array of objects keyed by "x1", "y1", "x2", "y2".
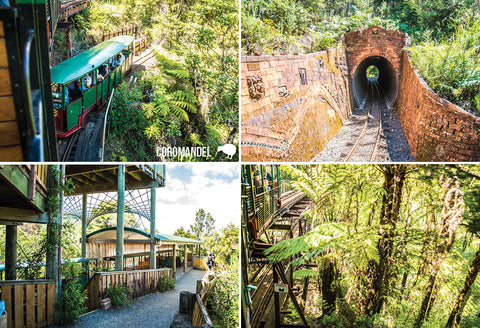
[
  {"x1": 86, "y1": 227, "x2": 202, "y2": 245},
  {"x1": 50, "y1": 35, "x2": 134, "y2": 85}
]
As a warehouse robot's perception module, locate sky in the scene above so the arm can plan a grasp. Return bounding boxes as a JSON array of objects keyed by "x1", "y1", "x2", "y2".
[{"x1": 154, "y1": 163, "x2": 240, "y2": 235}]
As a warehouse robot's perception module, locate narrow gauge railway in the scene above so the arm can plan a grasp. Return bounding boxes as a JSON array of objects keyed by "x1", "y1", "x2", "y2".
[
  {"x1": 344, "y1": 79, "x2": 384, "y2": 162},
  {"x1": 51, "y1": 35, "x2": 134, "y2": 138}
]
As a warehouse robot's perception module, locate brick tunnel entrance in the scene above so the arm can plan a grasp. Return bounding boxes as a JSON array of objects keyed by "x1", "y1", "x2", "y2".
[{"x1": 352, "y1": 55, "x2": 398, "y2": 108}]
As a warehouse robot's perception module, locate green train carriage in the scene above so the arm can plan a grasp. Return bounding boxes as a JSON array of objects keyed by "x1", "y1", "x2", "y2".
[{"x1": 51, "y1": 35, "x2": 134, "y2": 138}]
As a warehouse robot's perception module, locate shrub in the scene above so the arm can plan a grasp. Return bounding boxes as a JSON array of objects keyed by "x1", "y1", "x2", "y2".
[
  {"x1": 157, "y1": 276, "x2": 176, "y2": 292},
  {"x1": 409, "y1": 17, "x2": 480, "y2": 114},
  {"x1": 106, "y1": 283, "x2": 132, "y2": 307},
  {"x1": 208, "y1": 259, "x2": 239, "y2": 328},
  {"x1": 55, "y1": 278, "x2": 86, "y2": 324}
]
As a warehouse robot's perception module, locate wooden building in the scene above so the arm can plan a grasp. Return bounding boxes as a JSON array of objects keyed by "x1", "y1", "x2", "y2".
[{"x1": 86, "y1": 227, "x2": 202, "y2": 276}]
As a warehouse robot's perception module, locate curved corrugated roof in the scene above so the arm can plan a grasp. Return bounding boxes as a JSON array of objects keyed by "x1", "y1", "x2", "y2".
[
  {"x1": 86, "y1": 226, "x2": 202, "y2": 244},
  {"x1": 51, "y1": 35, "x2": 134, "y2": 85}
]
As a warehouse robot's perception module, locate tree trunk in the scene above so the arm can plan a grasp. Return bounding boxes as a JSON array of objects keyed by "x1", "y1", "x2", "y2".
[
  {"x1": 365, "y1": 165, "x2": 407, "y2": 315},
  {"x1": 319, "y1": 255, "x2": 338, "y2": 315},
  {"x1": 302, "y1": 276, "x2": 309, "y2": 303},
  {"x1": 414, "y1": 180, "x2": 464, "y2": 328},
  {"x1": 444, "y1": 244, "x2": 480, "y2": 328}
]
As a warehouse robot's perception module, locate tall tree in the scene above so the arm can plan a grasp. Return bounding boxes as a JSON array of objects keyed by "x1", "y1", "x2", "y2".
[
  {"x1": 190, "y1": 208, "x2": 215, "y2": 240},
  {"x1": 365, "y1": 164, "x2": 408, "y2": 315},
  {"x1": 414, "y1": 177, "x2": 465, "y2": 328}
]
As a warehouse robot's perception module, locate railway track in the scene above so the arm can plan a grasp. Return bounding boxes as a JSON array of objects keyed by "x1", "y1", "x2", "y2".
[
  {"x1": 344, "y1": 79, "x2": 384, "y2": 162},
  {"x1": 59, "y1": 46, "x2": 151, "y2": 162}
]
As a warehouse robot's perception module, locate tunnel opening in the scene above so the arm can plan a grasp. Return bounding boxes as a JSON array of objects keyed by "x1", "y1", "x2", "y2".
[{"x1": 352, "y1": 56, "x2": 398, "y2": 108}]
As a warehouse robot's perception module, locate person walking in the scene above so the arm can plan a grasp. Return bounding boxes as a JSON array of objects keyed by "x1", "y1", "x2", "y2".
[{"x1": 206, "y1": 253, "x2": 215, "y2": 272}]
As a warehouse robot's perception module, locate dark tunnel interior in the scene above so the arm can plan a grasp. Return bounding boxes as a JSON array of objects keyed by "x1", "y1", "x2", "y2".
[{"x1": 352, "y1": 56, "x2": 398, "y2": 108}]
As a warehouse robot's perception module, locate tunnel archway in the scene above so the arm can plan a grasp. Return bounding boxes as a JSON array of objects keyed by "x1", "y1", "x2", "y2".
[{"x1": 352, "y1": 56, "x2": 398, "y2": 108}]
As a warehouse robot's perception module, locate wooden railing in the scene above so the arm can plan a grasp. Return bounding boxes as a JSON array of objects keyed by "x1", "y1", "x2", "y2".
[
  {"x1": 0, "y1": 280, "x2": 56, "y2": 328},
  {"x1": 84, "y1": 268, "x2": 171, "y2": 311},
  {"x1": 134, "y1": 37, "x2": 147, "y2": 54},
  {"x1": 192, "y1": 275, "x2": 217, "y2": 328},
  {"x1": 100, "y1": 25, "x2": 139, "y2": 43}
]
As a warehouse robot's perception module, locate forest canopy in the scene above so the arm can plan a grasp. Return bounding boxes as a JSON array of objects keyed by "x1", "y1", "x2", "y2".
[{"x1": 266, "y1": 164, "x2": 480, "y2": 328}]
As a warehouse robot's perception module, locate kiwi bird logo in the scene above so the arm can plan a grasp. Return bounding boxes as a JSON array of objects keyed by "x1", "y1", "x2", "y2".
[{"x1": 216, "y1": 144, "x2": 237, "y2": 159}]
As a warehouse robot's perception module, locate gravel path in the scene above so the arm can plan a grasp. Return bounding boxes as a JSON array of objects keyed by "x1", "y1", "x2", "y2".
[{"x1": 49, "y1": 268, "x2": 206, "y2": 328}]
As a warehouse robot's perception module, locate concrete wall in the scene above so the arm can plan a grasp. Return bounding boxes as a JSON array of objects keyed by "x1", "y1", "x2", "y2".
[
  {"x1": 395, "y1": 53, "x2": 480, "y2": 161},
  {"x1": 241, "y1": 47, "x2": 352, "y2": 161}
]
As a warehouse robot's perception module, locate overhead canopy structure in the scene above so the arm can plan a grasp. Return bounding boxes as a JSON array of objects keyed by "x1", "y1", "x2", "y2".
[
  {"x1": 86, "y1": 227, "x2": 202, "y2": 246},
  {"x1": 50, "y1": 35, "x2": 134, "y2": 85},
  {"x1": 65, "y1": 164, "x2": 165, "y2": 195},
  {"x1": 63, "y1": 188, "x2": 153, "y2": 225}
]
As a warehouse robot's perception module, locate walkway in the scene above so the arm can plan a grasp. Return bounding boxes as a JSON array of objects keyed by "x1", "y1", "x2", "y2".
[{"x1": 49, "y1": 267, "x2": 206, "y2": 328}]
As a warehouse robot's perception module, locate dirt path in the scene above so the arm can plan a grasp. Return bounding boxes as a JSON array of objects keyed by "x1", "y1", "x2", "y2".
[{"x1": 48, "y1": 268, "x2": 206, "y2": 328}]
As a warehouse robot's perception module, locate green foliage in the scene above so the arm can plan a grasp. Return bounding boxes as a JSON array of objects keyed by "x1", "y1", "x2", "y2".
[
  {"x1": 366, "y1": 65, "x2": 379, "y2": 78},
  {"x1": 157, "y1": 276, "x2": 176, "y2": 292},
  {"x1": 208, "y1": 259, "x2": 239, "y2": 327},
  {"x1": 203, "y1": 223, "x2": 239, "y2": 265},
  {"x1": 106, "y1": 283, "x2": 132, "y2": 307},
  {"x1": 190, "y1": 208, "x2": 216, "y2": 242},
  {"x1": 409, "y1": 17, "x2": 480, "y2": 113},
  {"x1": 265, "y1": 165, "x2": 480, "y2": 327},
  {"x1": 108, "y1": 82, "x2": 154, "y2": 161},
  {"x1": 55, "y1": 277, "x2": 86, "y2": 324},
  {"x1": 148, "y1": 52, "x2": 198, "y2": 123}
]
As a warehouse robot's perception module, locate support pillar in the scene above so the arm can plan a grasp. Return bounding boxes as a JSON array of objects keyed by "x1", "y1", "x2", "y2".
[
  {"x1": 81, "y1": 194, "x2": 87, "y2": 258},
  {"x1": 46, "y1": 165, "x2": 61, "y2": 300},
  {"x1": 58, "y1": 165, "x2": 65, "y2": 297},
  {"x1": 81, "y1": 194, "x2": 88, "y2": 271},
  {"x1": 172, "y1": 244, "x2": 177, "y2": 278},
  {"x1": 116, "y1": 165, "x2": 125, "y2": 271},
  {"x1": 150, "y1": 186, "x2": 156, "y2": 269},
  {"x1": 5, "y1": 225, "x2": 17, "y2": 280},
  {"x1": 273, "y1": 264, "x2": 280, "y2": 328},
  {"x1": 183, "y1": 245, "x2": 187, "y2": 273}
]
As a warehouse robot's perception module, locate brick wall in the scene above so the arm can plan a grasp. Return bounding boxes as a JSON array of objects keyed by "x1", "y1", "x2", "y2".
[
  {"x1": 241, "y1": 47, "x2": 352, "y2": 161},
  {"x1": 395, "y1": 53, "x2": 480, "y2": 161},
  {"x1": 344, "y1": 26, "x2": 406, "y2": 80}
]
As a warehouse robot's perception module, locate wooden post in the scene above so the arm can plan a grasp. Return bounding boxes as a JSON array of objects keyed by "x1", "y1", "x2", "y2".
[
  {"x1": 116, "y1": 165, "x2": 125, "y2": 271},
  {"x1": 46, "y1": 165, "x2": 60, "y2": 299},
  {"x1": 81, "y1": 194, "x2": 87, "y2": 259},
  {"x1": 58, "y1": 165, "x2": 65, "y2": 296},
  {"x1": 172, "y1": 244, "x2": 177, "y2": 278},
  {"x1": 5, "y1": 225, "x2": 17, "y2": 280},
  {"x1": 196, "y1": 280, "x2": 203, "y2": 293},
  {"x1": 183, "y1": 245, "x2": 187, "y2": 273},
  {"x1": 150, "y1": 186, "x2": 156, "y2": 269},
  {"x1": 273, "y1": 264, "x2": 280, "y2": 328}
]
